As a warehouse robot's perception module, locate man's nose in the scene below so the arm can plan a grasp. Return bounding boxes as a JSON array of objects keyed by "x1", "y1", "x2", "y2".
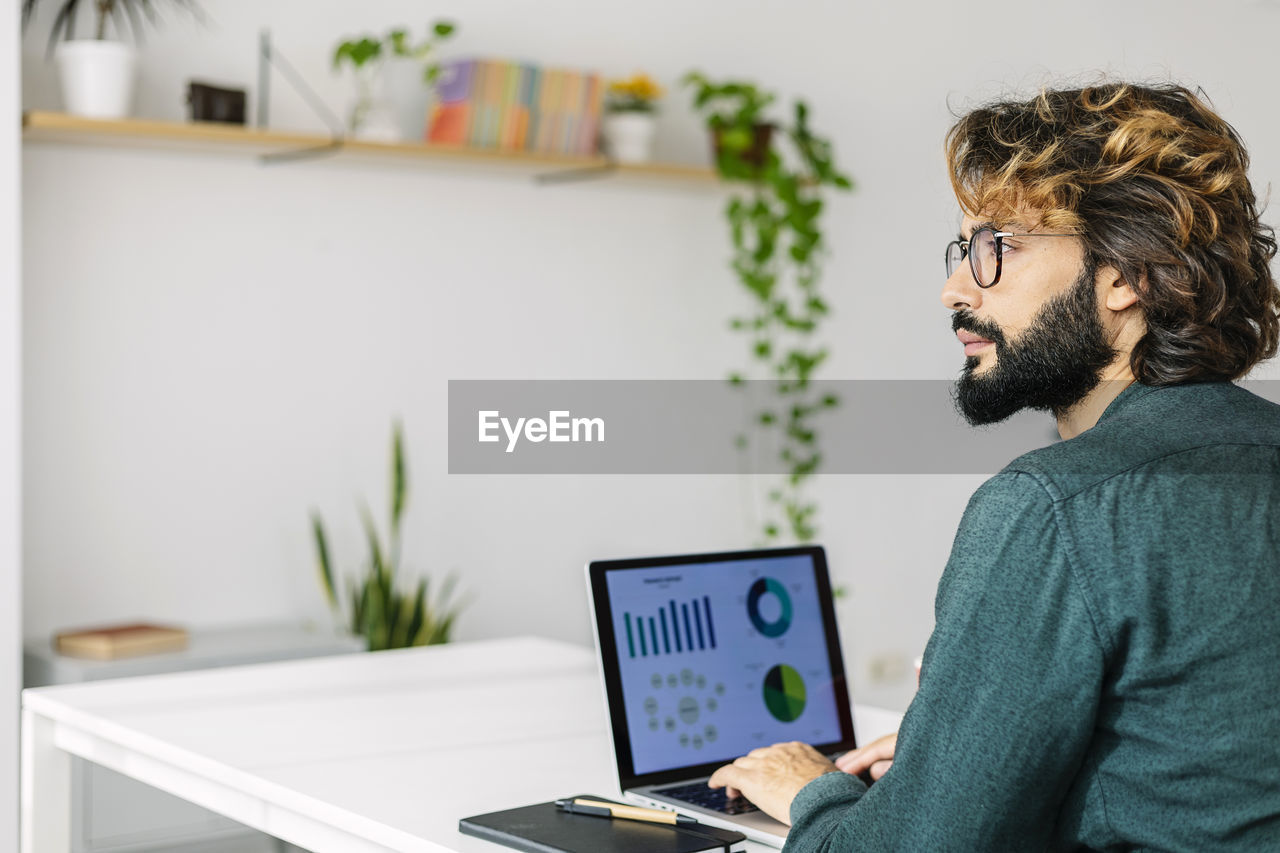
[{"x1": 941, "y1": 262, "x2": 983, "y2": 312}]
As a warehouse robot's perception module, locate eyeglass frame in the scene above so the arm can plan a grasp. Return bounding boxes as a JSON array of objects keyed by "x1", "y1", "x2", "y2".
[{"x1": 946, "y1": 227, "x2": 1077, "y2": 289}]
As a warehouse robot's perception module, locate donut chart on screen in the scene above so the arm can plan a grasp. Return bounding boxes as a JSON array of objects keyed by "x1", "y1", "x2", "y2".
[
  {"x1": 763, "y1": 663, "x2": 807, "y2": 722},
  {"x1": 747, "y1": 577, "x2": 793, "y2": 637}
]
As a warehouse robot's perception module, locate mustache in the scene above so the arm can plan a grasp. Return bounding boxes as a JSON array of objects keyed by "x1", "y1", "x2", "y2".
[{"x1": 952, "y1": 310, "x2": 1006, "y2": 346}]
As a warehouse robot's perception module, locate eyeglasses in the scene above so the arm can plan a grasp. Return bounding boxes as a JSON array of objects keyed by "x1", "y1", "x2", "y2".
[{"x1": 945, "y1": 227, "x2": 1076, "y2": 288}]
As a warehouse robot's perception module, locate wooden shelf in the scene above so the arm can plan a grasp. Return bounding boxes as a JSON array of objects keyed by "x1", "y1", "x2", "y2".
[{"x1": 22, "y1": 111, "x2": 718, "y2": 185}]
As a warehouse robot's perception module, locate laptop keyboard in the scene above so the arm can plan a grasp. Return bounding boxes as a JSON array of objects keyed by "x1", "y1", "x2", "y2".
[{"x1": 653, "y1": 782, "x2": 760, "y2": 815}]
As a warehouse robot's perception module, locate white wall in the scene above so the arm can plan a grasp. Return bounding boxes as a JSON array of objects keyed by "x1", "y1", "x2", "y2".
[
  {"x1": 19, "y1": 0, "x2": 1280, "y2": 713},
  {"x1": 3, "y1": 1, "x2": 21, "y2": 847}
]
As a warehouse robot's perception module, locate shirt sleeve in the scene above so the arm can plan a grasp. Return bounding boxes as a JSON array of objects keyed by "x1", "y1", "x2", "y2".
[{"x1": 784, "y1": 470, "x2": 1106, "y2": 851}]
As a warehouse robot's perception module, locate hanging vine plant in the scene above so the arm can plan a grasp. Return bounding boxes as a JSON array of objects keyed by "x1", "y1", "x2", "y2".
[{"x1": 683, "y1": 72, "x2": 852, "y2": 543}]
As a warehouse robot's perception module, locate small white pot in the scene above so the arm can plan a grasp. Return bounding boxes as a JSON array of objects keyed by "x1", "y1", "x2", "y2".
[
  {"x1": 382, "y1": 56, "x2": 436, "y2": 143},
  {"x1": 55, "y1": 40, "x2": 138, "y2": 119},
  {"x1": 602, "y1": 111, "x2": 657, "y2": 164}
]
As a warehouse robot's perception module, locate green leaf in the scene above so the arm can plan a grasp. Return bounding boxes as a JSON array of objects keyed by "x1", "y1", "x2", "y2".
[
  {"x1": 417, "y1": 575, "x2": 463, "y2": 645},
  {"x1": 362, "y1": 579, "x2": 387, "y2": 651},
  {"x1": 360, "y1": 501, "x2": 387, "y2": 586},
  {"x1": 433, "y1": 21, "x2": 455, "y2": 37},
  {"x1": 385, "y1": 588, "x2": 403, "y2": 649},
  {"x1": 311, "y1": 513, "x2": 337, "y2": 610},
  {"x1": 681, "y1": 70, "x2": 707, "y2": 88},
  {"x1": 787, "y1": 424, "x2": 815, "y2": 444},
  {"x1": 387, "y1": 28, "x2": 408, "y2": 55},
  {"x1": 390, "y1": 422, "x2": 407, "y2": 543},
  {"x1": 349, "y1": 577, "x2": 364, "y2": 636},
  {"x1": 405, "y1": 579, "x2": 427, "y2": 647}
]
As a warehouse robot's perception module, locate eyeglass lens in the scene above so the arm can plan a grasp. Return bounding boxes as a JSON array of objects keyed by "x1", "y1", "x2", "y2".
[
  {"x1": 969, "y1": 229, "x2": 1000, "y2": 286},
  {"x1": 945, "y1": 228, "x2": 1000, "y2": 287}
]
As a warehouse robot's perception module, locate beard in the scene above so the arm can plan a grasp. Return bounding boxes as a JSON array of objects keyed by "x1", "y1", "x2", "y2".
[{"x1": 952, "y1": 261, "x2": 1118, "y2": 426}]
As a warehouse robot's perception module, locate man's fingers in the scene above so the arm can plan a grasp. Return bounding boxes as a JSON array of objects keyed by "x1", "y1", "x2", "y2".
[
  {"x1": 835, "y1": 733, "x2": 897, "y2": 775},
  {"x1": 869, "y1": 758, "x2": 892, "y2": 781},
  {"x1": 708, "y1": 763, "x2": 745, "y2": 790},
  {"x1": 707, "y1": 763, "x2": 749, "y2": 801},
  {"x1": 835, "y1": 744, "x2": 887, "y2": 773}
]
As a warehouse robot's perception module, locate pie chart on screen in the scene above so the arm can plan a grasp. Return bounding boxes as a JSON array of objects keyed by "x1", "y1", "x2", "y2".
[
  {"x1": 747, "y1": 576, "x2": 792, "y2": 638},
  {"x1": 763, "y1": 663, "x2": 807, "y2": 722}
]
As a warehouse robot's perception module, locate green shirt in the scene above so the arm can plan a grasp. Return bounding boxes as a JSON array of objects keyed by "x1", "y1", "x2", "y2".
[{"x1": 788, "y1": 381, "x2": 1280, "y2": 851}]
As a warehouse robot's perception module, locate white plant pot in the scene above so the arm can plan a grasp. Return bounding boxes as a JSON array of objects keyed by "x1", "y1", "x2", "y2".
[
  {"x1": 55, "y1": 40, "x2": 137, "y2": 119},
  {"x1": 382, "y1": 56, "x2": 436, "y2": 143},
  {"x1": 602, "y1": 112, "x2": 657, "y2": 164}
]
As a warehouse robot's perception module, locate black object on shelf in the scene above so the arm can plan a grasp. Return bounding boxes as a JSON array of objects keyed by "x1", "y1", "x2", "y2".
[{"x1": 187, "y1": 81, "x2": 247, "y2": 125}]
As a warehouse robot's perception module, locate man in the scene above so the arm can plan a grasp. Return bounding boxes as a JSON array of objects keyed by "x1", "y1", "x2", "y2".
[{"x1": 708, "y1": 82, "x2": 1280, "y2": 850}]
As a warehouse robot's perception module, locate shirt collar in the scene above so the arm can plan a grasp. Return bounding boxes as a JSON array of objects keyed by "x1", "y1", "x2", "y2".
[{"x1": 1096, "y1": 380, "x2": 1160, "y2": 426}]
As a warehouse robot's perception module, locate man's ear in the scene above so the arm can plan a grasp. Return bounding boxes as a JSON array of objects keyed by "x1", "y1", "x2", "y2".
[{"x1": 1097, "y1": 264, "x2": 1140, "y2": 312}]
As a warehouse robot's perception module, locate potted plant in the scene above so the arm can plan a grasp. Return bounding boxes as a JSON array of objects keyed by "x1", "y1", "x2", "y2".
[
  {"x1": 332, "y1": 21, "x2": 455, "y2": 142},
  {"x1": 23, "y1": 0, "x2": 200, "y2": 119},
  {"x1": 683, "y1": 71, "x2": 852, "y2": 544},
  {"x1": 682, "y1": 73, "x2": 779, "y2": 176},
  {"x1": 601, "y1": 72, "x2": 664, "y2": 164},
  {"x1": 311, "y1": 423, "x2": 465, "y2": 651}
]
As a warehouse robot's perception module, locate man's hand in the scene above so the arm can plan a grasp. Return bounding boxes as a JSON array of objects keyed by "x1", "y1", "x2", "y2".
[
  {"x1": 834, "y1": 731, "x2": 897, "y2": 781},
  {"x1": 707, "y1": 741, "x2": 838, "y2": 825}
]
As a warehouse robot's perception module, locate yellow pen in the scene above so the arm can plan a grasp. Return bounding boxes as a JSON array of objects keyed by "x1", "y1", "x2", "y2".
[{"x1": 554, "y1": 797, "x2": 700, "y2": 826}]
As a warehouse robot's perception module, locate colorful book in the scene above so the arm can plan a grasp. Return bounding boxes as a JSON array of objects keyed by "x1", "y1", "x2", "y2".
[
  {"x1": 544, "y1": 69, "x2": 563, "y2": 153},
  {"x1": 561, "y1": 72, "x2": 580, "y2": 154},
  {"x1": 518, "y1": 64, "x2": 538, "y2": 149},
  {"x1": 427, "y1": 59, "x2": 475, "y2": 145},
  {"x1": 579, "y1": 74, "x2": 602, "y2": 155},
  {"x1": 499, "y1": 63, "x2": 520, "y2": 151},
  {"x1": 428, "y1": 58, "x2": 604, "y2": 155},
  {"x1": 464, "y1": 60, "x2": 488, "y2": 147}
]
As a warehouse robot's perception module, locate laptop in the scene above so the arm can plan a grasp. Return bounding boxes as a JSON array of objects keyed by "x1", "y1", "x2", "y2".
[{"x1": 586, "y1": 546, "x2": 856, "y2": 847}]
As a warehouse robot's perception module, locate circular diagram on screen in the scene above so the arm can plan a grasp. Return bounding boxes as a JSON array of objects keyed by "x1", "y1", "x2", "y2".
[
  {"x1": 643, "y1": 670, "x2": 725, "y2": 751},
  {"x1": 747, "y1": 577, "x2": 793, "y2": 638},
  {"x1": 762, "y1": 663, "x2": 807, "y2": 722}
]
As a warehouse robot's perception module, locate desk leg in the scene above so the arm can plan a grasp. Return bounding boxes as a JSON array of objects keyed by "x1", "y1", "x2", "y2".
[{"x1": 21, "y1": 708, "x2": 70, "y2": 853}]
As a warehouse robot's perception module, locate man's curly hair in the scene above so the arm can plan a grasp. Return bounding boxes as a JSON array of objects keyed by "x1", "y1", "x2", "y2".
[{"x1": 946, "y1": 82, "x2": 1280, "y2": 384}]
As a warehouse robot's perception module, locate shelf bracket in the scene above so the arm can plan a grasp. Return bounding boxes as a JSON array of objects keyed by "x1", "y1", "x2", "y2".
[
  {"x1": 534, "y1": 162, "x2": 621, "y2": 185},
  {"x1": 256, "y1": 29, "x2": 348, "y2": 165}
]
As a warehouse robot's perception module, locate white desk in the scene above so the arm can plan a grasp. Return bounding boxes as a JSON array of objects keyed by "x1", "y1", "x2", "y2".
[{"x1": 22, "y1": 636, "x2": 903, "y2": 852}]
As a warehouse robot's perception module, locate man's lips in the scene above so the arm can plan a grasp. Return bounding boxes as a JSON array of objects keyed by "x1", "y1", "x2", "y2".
[{"x1": 956, "y1": 329, "x2": 994, "y2": 356}]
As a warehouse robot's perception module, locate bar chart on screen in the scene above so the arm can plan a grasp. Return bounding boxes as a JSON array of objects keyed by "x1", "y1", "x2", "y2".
[{"x1": 622, "y1": 596, "x2": 717, "y2": 657}]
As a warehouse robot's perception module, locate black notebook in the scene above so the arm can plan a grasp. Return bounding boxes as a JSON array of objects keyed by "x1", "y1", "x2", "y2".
[{"x1": 458, "y1": 794, "x2": 749, "y2": 853}]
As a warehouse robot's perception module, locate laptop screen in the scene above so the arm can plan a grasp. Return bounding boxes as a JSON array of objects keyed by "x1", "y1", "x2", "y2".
[{"x1": 588, "y1": 546, "x2": 855, "y2": 787}]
